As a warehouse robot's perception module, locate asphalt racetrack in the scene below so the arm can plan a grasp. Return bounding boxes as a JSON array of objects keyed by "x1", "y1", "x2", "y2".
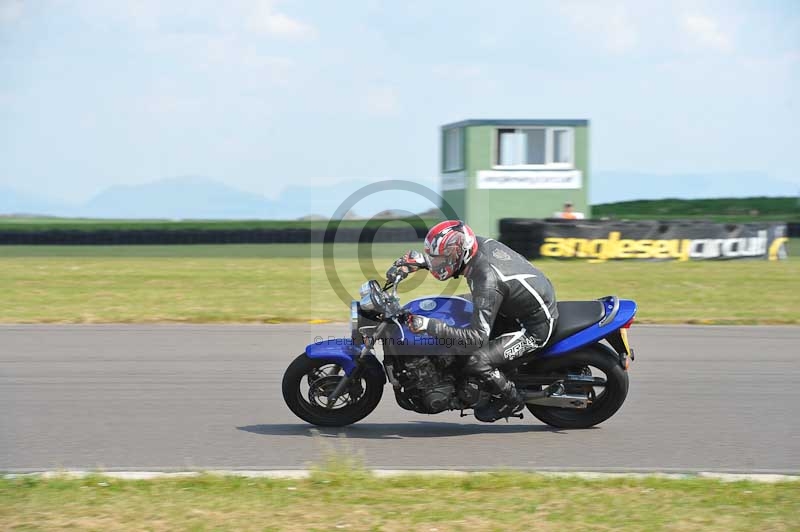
[{"x1": 2, "y1": 324, "x2": 798, "y2": 474}]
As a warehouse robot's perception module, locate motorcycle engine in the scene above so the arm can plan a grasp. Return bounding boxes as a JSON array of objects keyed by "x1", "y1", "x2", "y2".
[
  {"x1": 456, "y1": 376, "x2": 488, "y2": 409},
  {"x1": 401, "y1": 356, "x2": 456, "y2": 414}
]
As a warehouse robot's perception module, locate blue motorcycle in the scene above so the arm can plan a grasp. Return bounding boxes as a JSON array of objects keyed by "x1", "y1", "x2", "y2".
[{"x1": 283, "y1": 270, "x2": 637, "y2": 428}]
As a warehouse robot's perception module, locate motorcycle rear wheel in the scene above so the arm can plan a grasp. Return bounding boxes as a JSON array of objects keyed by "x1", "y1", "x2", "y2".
[
  {"x1": 525, "y1": 344, "x2": 628, "y2": 429},
  {"x1": 282, "y1": 353, "x2": 384, "y2": 427}
]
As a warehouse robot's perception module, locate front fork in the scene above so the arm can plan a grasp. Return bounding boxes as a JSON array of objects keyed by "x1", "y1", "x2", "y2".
[{"x1": 325, "y1": 322, "x2": 386, "y2": 408}]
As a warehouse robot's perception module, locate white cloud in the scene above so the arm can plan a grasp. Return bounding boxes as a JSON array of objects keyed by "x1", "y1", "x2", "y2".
[
  {"x1": 364, "y1": 86, "x2": 399, "y2": 116},
  {"x1": 130, "y1": 25, "x2": 296, "y2": 86},
  {"x1": 683, "y1": 14, "x2": 732, "y2": 52},
  {"x1": 0, "y1": 89, "x2": 14, "y2": 109},
  {"x1": 0, "y1": 0, "x2": 23, "y2": 23},
  {"x1": 71, "y1": 1, "x2": 316, "y2": 42},
  {"x1": 199, "y1": 36, "x2": 294, "y2": 71},
  {"x1": 558, "y1": 1, "x2": 638, "y2": 53},
  {"x1": 247, "y1": 0, "x2": 317, "y2": 40},
  {"x1": 431, "y1": 64, "x2": 484, "y2": 80},
  {"x1": 239, "y1": 53, "x2": 295, "y2": 86},
  {"x1": 63, "y1": 1, "x2": 310, "y2": 89}
]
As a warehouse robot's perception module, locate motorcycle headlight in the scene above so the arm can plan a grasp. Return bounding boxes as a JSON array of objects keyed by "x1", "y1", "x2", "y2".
[{"x1": 358, "y1": 280, "x2": 382, "y2": 312}]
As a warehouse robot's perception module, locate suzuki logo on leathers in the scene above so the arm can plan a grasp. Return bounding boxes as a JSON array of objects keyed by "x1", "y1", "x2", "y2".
[{"x1": 492, "y1": 248, "x2": 512, "y2": 261}]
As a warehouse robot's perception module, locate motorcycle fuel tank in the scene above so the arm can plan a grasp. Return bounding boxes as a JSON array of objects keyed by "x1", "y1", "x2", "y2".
[{"x1": 384, "y1": 296, "x2": 474, "y2": 355}]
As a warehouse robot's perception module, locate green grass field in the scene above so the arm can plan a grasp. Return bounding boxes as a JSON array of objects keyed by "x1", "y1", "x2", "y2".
[
  {"x1": 2, "y1": 469, "x2": 798, "y2": 532},
  {"x1": 0, "y1": 241, "x2": 797, "y2": 324}
]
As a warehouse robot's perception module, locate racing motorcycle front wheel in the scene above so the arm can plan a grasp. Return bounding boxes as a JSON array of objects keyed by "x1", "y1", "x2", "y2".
[
  {"x1": 282, "y1": 353, "x2": 384, "y2": 427},
  {"x1": 525, "y1": 344, "x2": 629, "y2": 429}
]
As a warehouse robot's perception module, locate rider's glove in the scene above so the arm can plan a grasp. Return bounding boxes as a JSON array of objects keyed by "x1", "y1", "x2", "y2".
[
  {"x1": 407, "y1": 314, "x2": 431, "y2": 333},
  {"x1": 385, "y1": 264, "x2": 409, "y2": 282},
  {"x1": 386, "y1": 250, "x2": 429, "y2": 281},
  {"x1": 403, "y1": 250, "x2": 429, "y2": 270}
]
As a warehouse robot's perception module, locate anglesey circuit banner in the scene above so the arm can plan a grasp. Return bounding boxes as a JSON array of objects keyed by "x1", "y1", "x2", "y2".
[{"x1": 499, "y1": 219, "x2": 789, "y2": 261}]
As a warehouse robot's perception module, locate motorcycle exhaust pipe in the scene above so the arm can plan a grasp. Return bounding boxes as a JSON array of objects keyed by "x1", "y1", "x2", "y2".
[
  {"x1": 523, "y1": 382, "x2": 590, "y2": 409},
  {"x1": 523, "y1": 381, "x2": 564, "y2": 399},
  {"x1": 526, "y1": 393, "x2": 589, "y2": 409}
]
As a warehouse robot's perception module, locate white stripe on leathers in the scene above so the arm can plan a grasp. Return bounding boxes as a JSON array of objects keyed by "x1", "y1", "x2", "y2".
[{"x1": 489, "y1": 264, "x2": 555, "y2": 346}]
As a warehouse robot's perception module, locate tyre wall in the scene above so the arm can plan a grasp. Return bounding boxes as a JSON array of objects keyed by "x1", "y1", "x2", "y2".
[{"x1": 499, "y1": 219, "x2": 790, "y2": 261}]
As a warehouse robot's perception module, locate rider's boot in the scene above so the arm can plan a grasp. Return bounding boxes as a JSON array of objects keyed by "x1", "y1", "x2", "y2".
[{"x1": 474, "y1": 369, "x2": 526, "y2": 422}]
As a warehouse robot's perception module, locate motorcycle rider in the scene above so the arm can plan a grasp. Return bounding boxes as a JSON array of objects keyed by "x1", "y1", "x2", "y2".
[{"x1": 387, "y1": 220, "x2": 559, "y2": 421}]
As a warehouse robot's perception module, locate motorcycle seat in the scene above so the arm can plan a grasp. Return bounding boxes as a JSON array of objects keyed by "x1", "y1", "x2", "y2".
[{"x1": 547, "y1": 301, "x2": 606, "y2": 345}]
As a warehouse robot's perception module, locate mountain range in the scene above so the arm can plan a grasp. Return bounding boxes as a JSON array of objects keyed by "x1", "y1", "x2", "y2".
[
  {"x1": 1, "y1": 172, "x2": 796, "y2": 219},
  {"x1": 0, "y1": 176, "x2": 434, "y2": 220}
]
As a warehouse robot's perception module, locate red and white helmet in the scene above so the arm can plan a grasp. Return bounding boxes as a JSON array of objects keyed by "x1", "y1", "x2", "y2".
[{"x1": 423, "y1": 220, "x2": 478, "y2": 281}]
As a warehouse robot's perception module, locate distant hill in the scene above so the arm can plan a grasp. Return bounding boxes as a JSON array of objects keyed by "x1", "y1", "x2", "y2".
[
  {"x1": 83, "y1": 177, "x2": 276, "y2": 219},
  {"x1": 3, "y1": 173, "x2": 798, "y2": 220},
  {"x1": 0, "y1": 177, "x2": 438, "y2": 220}
]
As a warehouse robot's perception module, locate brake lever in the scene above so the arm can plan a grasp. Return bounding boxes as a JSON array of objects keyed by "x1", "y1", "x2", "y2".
[{"x1": 392, "y1": 316, "x2": 405, "y2": 342}]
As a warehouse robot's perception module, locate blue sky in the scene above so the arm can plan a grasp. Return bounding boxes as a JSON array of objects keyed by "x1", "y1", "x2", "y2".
[{"x1": 1, "y1": 0, "x2": 798, "y2": 210}]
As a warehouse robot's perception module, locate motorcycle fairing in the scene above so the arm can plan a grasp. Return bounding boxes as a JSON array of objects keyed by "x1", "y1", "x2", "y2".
[
  {"x1": 540, "y1": 298, "x2": 637, "y2": 357},
  {"x1": 305, "y1": 295, "x2": 634, "y2": 373},
  {"x1": 305, "y1": 340, "x2": 361, "y2": 374},
  {"x1": 304, "y1": 340, "x2": 385, "y2": 381}
]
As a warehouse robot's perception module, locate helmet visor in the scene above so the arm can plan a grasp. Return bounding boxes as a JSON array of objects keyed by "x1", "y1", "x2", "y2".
[
  {"x1": 428, "y1": 254, "x2": 456, "y2": 271},
  {"x1": 425, "y1": 246, "x2": 460, "y2": 280}
]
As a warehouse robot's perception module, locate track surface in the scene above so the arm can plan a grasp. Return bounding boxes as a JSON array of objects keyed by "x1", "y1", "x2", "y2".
[{"x1": 2, "y1": 324, "x2": 798, "y2": 473}]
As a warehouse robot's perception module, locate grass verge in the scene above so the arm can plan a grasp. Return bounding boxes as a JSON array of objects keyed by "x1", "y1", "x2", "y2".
[
  {"x1": 2, "y1": 467, "x2": 798, "y2": 532},
  {"x1": 0, "y1": 243, "x2": 798, "y2": 324}
]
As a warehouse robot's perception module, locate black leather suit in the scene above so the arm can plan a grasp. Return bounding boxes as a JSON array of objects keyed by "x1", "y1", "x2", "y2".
[{"x1": 423, "y1": 237, "x2": 559, "y2": 405}]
